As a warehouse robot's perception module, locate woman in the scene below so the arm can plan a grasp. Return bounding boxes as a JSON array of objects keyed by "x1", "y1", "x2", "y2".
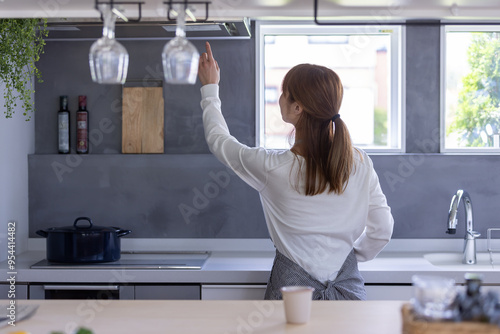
[{"x1": 198, "y1": 42, "x2": 394, "y2": 300}]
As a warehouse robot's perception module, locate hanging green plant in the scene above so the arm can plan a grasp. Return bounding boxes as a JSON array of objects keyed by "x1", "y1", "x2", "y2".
[{"x1": 0, "y1": 18, "x2": 48, "y2": 121}]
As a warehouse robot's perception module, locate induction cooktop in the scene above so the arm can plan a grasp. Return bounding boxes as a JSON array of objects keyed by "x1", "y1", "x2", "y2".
[{"x1": 30, "y1": 251, "x2": 210, "y2": 270}]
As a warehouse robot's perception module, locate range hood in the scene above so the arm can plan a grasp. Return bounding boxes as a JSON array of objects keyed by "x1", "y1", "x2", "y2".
[{"x1": 45, "y1": 18, "x2": 251, "y2": 41}]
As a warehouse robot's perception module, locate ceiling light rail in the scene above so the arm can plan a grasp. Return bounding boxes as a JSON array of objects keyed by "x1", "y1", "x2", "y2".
[
  {"x1": 95, "y1": 0, "x2": 145, "y2": 23},
  {"x1": 164, "y1": 0, "x2": 211, "y2": 22}
]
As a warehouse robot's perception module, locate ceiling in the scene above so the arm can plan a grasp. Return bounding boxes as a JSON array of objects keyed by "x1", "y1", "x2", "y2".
[{"x1": 2, "y1": 0, "x2": 500, "y2": 21}]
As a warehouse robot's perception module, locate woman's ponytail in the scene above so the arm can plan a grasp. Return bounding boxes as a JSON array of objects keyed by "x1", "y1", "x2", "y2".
[
  {"x1": 327, "y1": 117, "x2": 353, "y2": 194},
  {"x1": 283, "y1": 64, "x2": 354, "y2": 196}
]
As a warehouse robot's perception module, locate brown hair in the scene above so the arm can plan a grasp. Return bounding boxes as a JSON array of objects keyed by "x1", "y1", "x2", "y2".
[{"x1": 282, "y1": 64, "x2": 354, "y2": 195}]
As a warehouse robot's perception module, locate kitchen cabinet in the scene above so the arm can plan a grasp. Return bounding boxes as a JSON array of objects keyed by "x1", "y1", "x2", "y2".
[
  {"x1": 456, "y1": 284, "x2": 500, "y2": 295},
  {"x1": 483, "y1": 286, "x2": 500, "y2": 293},
  {"x1": 201, "y1": 284, "x2": 500, "y2": 301},
  {"x1": 5, "y1": 250, "x2": 500, "y2": 303},
  {"x1": 365, "y1": 284, "x2": 500, "y2": 301},
  {"x1": 28, "y1": 284, "x2": 200, "y2": 300},
  {"x1": 135, "y1": 284, "x2": 200, "y2": 300},
  {"x1": 365, "y1": 284, "x2": 414, "y2": 300},
  {"x1": 0, "y1": 283, "x2": 28, "y2": 299},
  {"x1": 21, "y1": 283, "x2": 500, "y2": 301},
  {"x1": 201, "y1": 284, "x2": 267, "y2": 300},
  {"x1": 28, "y1": 284, "x2": 134, "y2": 300}
]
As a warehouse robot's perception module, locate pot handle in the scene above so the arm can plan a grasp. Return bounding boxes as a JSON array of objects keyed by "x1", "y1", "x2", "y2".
[
  {"x1": 112, "y1": 227, "x2": 132, "y2": 238},
  {"x1": 36, "y1": 230, "x2": 48, "y2": 238},
  {"x1": 74, "y1": 217, "x2": 93, "y2": 229}
]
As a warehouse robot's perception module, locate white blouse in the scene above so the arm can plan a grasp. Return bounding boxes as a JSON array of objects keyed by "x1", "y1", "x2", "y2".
[{"x1": 201, "y1": 84, "x2": 394, "y2": 283}]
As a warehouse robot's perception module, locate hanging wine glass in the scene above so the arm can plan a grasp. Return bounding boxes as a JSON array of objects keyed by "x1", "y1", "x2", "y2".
[
  {"x1": 162, "y1": 5, "x2": 199, "y2": 84},
  {"x1": 89, "y1": 3, "x2": 129, "y2": 84}
]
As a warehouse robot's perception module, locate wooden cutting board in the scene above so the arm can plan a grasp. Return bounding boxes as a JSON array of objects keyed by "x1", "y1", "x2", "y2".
[{"x1": 122, "y1": 86, "x2": 164, "y2": 154}]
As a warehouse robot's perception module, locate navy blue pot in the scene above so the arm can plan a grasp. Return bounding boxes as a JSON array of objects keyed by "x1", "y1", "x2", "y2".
[{"x1": 36, "y1": 217, "x2": 131, "y2": 263}]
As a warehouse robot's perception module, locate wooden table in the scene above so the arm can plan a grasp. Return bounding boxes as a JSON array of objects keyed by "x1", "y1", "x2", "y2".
[{"x1": 2, "y1": 300, "x2": 405, "y2": 334}]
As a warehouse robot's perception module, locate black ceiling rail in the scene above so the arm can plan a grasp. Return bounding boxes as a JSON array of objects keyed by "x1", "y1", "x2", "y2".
[
  {"x1": 164, "y1": 0, "x2": 211, "y2": 22},
  {"x1": 95, "y1": 0, "x2": 145, "y2": 23}
]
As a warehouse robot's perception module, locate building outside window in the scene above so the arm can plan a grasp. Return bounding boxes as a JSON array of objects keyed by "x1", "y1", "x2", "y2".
[{"x1": 256, "y1": 23, "x2": 404, "y2": 152}]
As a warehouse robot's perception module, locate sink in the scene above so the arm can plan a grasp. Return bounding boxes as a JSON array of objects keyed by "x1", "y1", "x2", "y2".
[{"x1": 424, "y1": 252, "x2": 497, "y2": 271}]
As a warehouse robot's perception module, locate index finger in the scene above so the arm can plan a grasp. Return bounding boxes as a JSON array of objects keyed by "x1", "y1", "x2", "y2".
[{"x1": 205, "y1": 42, "x2": 214, "y2": 60}]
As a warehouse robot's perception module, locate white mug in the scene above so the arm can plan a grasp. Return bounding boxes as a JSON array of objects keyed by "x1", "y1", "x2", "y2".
[{"x1": 280, "y1": 286, "x2": 315, "y2": 324}]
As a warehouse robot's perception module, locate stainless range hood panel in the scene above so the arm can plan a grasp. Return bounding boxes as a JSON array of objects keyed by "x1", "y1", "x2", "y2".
[{"x1": 45, "y1": 19, "x2": 251, "y2": 40}]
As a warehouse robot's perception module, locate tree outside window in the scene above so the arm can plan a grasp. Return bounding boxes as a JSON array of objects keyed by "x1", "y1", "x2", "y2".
[{"x1": 446, "y1": 31, "x2": 500, "y2": 148}]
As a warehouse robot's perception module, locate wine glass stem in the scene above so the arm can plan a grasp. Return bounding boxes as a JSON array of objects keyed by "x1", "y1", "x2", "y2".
[
  {"x1": 175, "y1": 5, "x2": 186, "y2": 38},
  {"x1": 100, "y1": 4, "x2": 117, "y2": 39}
]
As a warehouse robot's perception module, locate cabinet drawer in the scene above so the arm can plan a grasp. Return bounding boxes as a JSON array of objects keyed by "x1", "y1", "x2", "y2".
[
  {"x1": 28, "y1": 284, "x2": 134, "y2": 300},
  {"x1": 365, "y1": 285, "x2": 413, "y2": 300},
  {"x1": 0, "y1": 283, "x2": 28, "y2": 299},
  {"x1": 202, "y1": 285, "x2": 267, "y2": 300},
  {"x1": 135, "y1": 285, "x2": 201, "y2": 300}
]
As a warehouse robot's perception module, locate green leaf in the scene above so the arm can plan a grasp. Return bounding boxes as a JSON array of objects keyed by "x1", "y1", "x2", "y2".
[
  {"x1": 75, "y1": 327, "x2": 94, "y2": 334},
  {"x1": 0, "y1": 18, "x2": 48, "y2": 121}
]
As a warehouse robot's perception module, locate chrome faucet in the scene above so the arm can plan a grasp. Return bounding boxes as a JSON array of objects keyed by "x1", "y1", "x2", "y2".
[{"x1": 446, "y1": 189, "x2": 481, "y2": 264}]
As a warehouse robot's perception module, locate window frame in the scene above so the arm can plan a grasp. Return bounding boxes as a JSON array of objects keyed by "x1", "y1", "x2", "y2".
[
  {"x1": 440, "y1": 24, "x2": 500, "y2": 154},
  {"x1": 255, "y1": 21, "x2": 406, "y2": 153}
]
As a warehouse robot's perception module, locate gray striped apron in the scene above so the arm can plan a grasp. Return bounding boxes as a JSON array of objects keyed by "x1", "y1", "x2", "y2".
[{"x1": 264, "y1": 249, "x2": 366, "y2": 300}]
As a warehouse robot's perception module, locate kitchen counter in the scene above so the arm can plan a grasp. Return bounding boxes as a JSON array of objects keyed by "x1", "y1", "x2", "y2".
[
  {"x1": 1, "y1": 299, "x2": 405, "y2": 333},
  {"x1": 2, "y1": 245, "x2": 500, "y2": 285}
]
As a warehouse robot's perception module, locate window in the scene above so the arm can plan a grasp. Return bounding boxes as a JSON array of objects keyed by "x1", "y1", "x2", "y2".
[
  {"x1": 442, "y1": 25, "x2": 500, "y2": 153},
  {"x1": 256, "y1": 23, "x2": 404, "y2": 152}
]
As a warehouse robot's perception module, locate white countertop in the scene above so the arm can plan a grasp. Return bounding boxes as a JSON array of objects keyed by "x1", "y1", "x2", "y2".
[{"x1": 2, "y1": 240, "x2": 500, "y2": 285}]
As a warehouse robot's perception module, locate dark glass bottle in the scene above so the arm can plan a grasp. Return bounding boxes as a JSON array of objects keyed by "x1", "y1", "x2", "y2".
[
  {"x1": 76, "y1": 95, "x2": 89, "y2": 154},
  {"x1": 58, "y1": 96, "x2": 70, "y2": 154}
]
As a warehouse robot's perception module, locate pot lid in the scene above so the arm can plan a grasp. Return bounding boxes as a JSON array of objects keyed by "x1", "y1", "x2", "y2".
[{"x1": 45, "y1": 217, "x2": 118, "y2": 233}]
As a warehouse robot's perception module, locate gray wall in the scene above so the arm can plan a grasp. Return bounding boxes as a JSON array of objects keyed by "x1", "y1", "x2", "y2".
[
  {"x1": 29, "y1": 154, "x2": 267, "y2": 238},
  {"x1": 405, "y1": 23, "x2": 440, "y2": 154},
  {"x1": 34, "y1": 38, "x2": 255, "y2": 154},
  {"x1": 30, "y1": 23, "x2": 500, "y2": 239},
  {"x1": 31, "y1": 36, "x2": 264, "y2": 238}
]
